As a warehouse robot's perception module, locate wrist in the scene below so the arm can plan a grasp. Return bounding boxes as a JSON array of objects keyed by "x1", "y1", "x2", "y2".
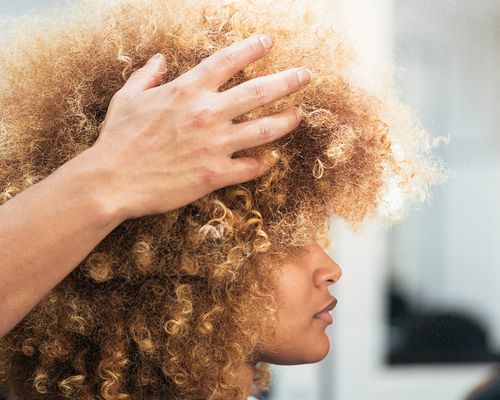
[{"x1": 56, "y1": 146, "x2": 129, "y2": 228}]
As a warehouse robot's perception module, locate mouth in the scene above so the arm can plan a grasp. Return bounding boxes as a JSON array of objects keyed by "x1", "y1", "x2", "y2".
[{"x1": 313, "y1": 297, "x2": 337, "y2": 325}]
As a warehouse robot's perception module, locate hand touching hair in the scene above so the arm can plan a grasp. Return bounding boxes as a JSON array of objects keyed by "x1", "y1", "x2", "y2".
[{"x1": 93, "y1": 34, "x2": 309, "y2": 221}]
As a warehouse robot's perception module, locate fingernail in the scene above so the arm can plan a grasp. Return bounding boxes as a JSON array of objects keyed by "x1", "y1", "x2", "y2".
[
  {"x1": 259, "y1": 34, "x2": 273, "y2": 49},
  {"x1": 297, "y1": 68, "x2": 311, "y2": 86}
]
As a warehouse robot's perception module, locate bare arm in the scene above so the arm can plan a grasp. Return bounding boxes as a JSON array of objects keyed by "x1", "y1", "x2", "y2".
[
  {"x1": 0, "y1": 33, "x2": 310, "y2": 337},
  {"x1": 0, "y1": 148, "x2": 121, "y2": 338}
]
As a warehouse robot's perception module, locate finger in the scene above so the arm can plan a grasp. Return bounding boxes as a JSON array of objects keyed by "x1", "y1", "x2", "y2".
[
  {"x1": 123, "y1": 53, "x2": 166, "y2": 93},
  {"x1": 217, "y1": 154, "x2": 277, "y2": 188},
  {"x1": 216, "y1": 68, "x2": 311, "y2": 121},
  {"x1": 176, "y1": 33, "x2": 273, "y2": 91},
  {"x1": 223, "y1": 107, "x2": 302, "y2": 154}
]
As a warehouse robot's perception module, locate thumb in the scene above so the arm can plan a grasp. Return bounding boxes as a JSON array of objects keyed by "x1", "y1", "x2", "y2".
[{"x1": 124, "y1": 53, "x2": 165, "y2": 93}]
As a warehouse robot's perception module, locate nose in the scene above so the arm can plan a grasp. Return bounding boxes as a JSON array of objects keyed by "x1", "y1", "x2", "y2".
[
  {"x1": 317, "y1": 258, "x2": 342, "y2": 288},
  {"x1": 312, "y1": 242, "x2": 342, "y2": 288}
]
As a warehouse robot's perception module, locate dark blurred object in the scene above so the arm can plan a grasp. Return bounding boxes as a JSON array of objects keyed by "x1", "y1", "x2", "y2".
[
  {"x1": 387, "y1": 287, "x2": 500, "y2": 364},
  {"x1": 466, "y1": 365, "x2": 500, "y2": 400}
]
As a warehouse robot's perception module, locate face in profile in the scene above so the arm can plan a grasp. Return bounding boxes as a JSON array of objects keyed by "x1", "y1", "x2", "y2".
[{"x1": 258, "y1": 241, "x2": 342, "y2": 365}]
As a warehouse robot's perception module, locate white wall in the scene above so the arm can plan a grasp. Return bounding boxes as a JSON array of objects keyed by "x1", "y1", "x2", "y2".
[
  {"x1": 273, "y1": 1, "x2": 499, "y2": 400},
  {"x1": 390, "y1": 0, "x2": 500, "y2": 350}
]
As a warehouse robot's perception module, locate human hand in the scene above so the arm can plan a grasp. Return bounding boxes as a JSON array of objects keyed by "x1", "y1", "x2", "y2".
[{"x1": 90, "y1": 33, "x2": 311, "y2": 221}]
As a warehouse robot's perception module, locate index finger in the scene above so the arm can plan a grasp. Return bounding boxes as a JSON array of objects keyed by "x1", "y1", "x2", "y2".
[{"x1": 181, "y1": 34, "x2": 273, "y2": 91}]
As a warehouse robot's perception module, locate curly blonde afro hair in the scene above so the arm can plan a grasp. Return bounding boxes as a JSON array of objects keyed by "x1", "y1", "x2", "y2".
[{"x1": 0, "y1": 0, "x2": 443, "y2": 399}]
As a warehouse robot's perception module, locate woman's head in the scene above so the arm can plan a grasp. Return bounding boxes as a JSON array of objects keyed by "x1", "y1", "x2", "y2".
[{"x1": 0, "y1": 0, "x2": 441, "y2": 399}]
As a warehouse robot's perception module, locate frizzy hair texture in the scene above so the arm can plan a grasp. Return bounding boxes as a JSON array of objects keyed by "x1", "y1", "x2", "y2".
[{"x1": 0, "y1": 0, "x2": 442, "y2": 399}]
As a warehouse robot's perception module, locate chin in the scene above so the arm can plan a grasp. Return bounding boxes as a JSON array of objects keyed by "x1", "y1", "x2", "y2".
[
  {"x1": 302, "y1": 334, "x2": 331, "y2": 363},
  {"x1": 268, "y1": 333, "x2": 331, "y2": 365}
]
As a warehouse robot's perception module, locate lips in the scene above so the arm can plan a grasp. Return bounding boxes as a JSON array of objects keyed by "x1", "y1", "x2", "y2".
[{"x1": 313, "y1": 297, "x2": 337, "y2": 324}]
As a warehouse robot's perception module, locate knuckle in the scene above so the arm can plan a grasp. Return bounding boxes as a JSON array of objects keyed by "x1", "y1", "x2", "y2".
[
  {"x1": 245, "y1": 158, "x2": 262, "y2": 176},
  {"x1": 220, "y1": 48, "x2": 238, "y2": 70},
  {"x1": 199, "y1": 164, "x2": 223, "y2": 188},
  {"x1": 197, "y1": 145, "x2": 213, "y2": 158},
  {"x1": 258, "y1": 119, "x2": 276, "y2": 139},
  {"x1": 167, "y1": 82, "x2": 192, "y2": 99},
  {"x1": 190, "y1": 106, "x2": 218, "y2": 128},
  {"x1": 250, "y1": 83, "x2": 268, "y2": 101}
]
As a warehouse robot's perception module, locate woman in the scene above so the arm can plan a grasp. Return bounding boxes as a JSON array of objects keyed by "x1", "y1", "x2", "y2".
[{"x1": 0, "y1": 0, "x2": 442, "y2": 398}]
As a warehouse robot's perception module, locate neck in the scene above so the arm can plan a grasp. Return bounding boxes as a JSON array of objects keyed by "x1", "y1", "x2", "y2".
[{"x1": 238, "y1": 361, "x2": 256, "y2": 398}]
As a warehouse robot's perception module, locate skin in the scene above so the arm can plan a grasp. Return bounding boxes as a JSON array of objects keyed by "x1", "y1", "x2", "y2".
[
  {"x1": 239, "y1": 241, "x2": 342, "y2": 396},
  {"x1": 0, "y1": 33, "x2": 311, "y2": 338},
  {"x1": 261, "y1": 241, "x2": 342, "y2": 364}
]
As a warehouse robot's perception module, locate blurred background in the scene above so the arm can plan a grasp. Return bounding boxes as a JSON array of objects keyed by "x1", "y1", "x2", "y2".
[
  {"x1": 1, "y1": 1, "x2": 499, "y2": 399},
  {"x1": 270, "y1": 1, "x2": 500, "y2": 400}
]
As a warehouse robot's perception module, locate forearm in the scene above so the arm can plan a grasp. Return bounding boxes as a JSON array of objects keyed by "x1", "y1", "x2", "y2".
[{"x1": 0, "y1": 148, "x2": 123, "y2": 338}]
